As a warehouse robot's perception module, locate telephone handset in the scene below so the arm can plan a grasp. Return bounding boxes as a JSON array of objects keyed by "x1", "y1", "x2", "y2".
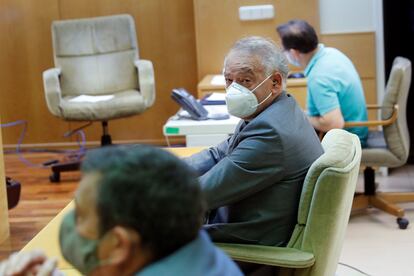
[{"x1": 171, "y1": 88, "x2": 209, "y2": 120}]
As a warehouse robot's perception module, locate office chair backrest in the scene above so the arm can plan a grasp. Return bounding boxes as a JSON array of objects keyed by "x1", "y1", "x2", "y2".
[
  {"x1": 286, "y1": 129, "x2": 361, "y2": 276},
  {"x1": 52, "y1": 14, "x2": 139, "y2": 97},
  {"x1": 382, "y1": 57, "x2": 411, "y2": 165}
]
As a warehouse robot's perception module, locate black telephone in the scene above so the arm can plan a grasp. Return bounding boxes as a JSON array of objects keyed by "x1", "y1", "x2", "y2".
[{"x1": 171, "y1": 88, "x2": 209, "y2": 120}]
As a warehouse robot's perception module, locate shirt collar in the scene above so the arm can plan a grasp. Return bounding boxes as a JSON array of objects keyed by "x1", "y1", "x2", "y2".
[
  {"x1": 136, "y1": 231, "x2": 210, "y2": 275},
  {"x1": 304, "y1": 43, "x2": 325, "y2": 76}
]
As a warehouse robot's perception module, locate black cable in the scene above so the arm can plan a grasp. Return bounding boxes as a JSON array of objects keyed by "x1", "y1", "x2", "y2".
[{"x1": 338, "y1": 262, "x2": 371, "y2": 276}]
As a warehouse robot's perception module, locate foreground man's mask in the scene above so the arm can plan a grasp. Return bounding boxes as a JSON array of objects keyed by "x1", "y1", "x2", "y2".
[
  {"x1": 59, "y1": 210, "x2": 110, "y2": 275},
  {"x1": 225, "y1": 74, "x2": 273, "y2": 118}
]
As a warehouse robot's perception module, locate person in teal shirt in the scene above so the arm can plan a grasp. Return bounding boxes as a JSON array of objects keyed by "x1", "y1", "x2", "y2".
[
  {"x1": 0, "y1": 145, "x2": 242, "y2": 276},
  {"x1": 277, "y1": 20, "x2": 368, "y2": 146}
]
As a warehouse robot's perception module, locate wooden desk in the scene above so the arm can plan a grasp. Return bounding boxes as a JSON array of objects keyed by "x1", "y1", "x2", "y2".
[
  {"x1": 21, "y1": 147, "x2": 203, "y2": 275},
  {"x1": 197, "y1": 74, "x2": 307, "y2": 109}
]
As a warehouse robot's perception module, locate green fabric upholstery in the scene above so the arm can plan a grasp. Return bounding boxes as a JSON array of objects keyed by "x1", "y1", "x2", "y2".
[
  {"x1": 43, "y1": 14, "x2": 155, "y2": 121},
  {"x1": 217, "y1": 129, "x2": 362, "y2": 276}
]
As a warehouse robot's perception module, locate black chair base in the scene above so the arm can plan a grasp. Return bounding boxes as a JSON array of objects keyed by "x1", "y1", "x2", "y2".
[
  {"x1": 50, "y1": 160, "x2": 81, "y2": 183},
  {"x1": 352, "y1": 167, "x2": 414, "y2": 229},
  {"x1": 49, "y1": 121, "x2": 112, "y2": 183}
]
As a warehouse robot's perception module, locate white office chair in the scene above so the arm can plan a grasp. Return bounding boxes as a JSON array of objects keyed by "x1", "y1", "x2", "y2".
[{"x1": 43, "y1": 14, "x2": 155, "y2": 182}]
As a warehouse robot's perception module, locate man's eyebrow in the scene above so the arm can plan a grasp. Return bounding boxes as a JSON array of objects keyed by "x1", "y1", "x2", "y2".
[
  {"x1": 225, "y1": 67, "x2": 255, "y2": 77},
  {"x1": 237, "y1": 67, "x2": 254, "y2": 75}
]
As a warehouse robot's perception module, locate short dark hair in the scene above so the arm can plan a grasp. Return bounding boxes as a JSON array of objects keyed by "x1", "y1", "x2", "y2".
[
  {"x1": 276, "y1": 19, "x2": 318, "y2": 53},
  {"x1": 81, "y1": 145, "x2": 206, "y2": 259}
]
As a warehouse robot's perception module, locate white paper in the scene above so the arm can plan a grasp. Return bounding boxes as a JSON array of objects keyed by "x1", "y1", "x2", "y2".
[
  {"x1": 69, "y1": 94, "x2": 114, "y2": 103},
  {"x1": 205, "y1": 92, "x2": 226, "y2": 101},
  {"x1": 204, "y1": 105, "x2": 228, "y2": 114},
  {"x1": 210, "y1": 75, "x2": 226, "y2": 85}
]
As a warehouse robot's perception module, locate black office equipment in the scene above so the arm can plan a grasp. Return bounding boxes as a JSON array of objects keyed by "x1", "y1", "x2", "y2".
[
  {"x1": 6, "y1": 177, "x2": 21, "y2": 209},
  {"x1": 171, "y1": 88, "x2": 209, "y2": 120}
]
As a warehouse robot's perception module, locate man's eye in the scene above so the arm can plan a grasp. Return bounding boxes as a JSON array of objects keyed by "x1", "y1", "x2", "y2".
[
  {"x1": 225, "y1": 79, "x2": 233, "y2": 87},
  {"x1": 241, "y1": 79, "x2": 251, "y2": 85}
]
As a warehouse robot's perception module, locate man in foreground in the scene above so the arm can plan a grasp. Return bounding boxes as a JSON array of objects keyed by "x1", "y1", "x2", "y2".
[
  {"x1": 185, "y1": 36, "x2": 323, "y2": 247},
  {"x1": 277, "y1": 19, "x2": 368, "y2": 146},
  {"x1": 0, "y1": 145, "x2": 241, "y2": 275}
]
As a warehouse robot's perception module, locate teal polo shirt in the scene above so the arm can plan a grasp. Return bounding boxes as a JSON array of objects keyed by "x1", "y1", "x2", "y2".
[{"x1": 304, "y1": 44, "x2": 368, "y2": 146}]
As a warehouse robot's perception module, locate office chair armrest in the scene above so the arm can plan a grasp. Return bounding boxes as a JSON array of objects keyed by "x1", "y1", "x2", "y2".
[
  {"x1": 43, "y1": 68, "x2": 62, "y2": 117},
  {"x1": 135, "y1": 59, "x2": 156, "y2": 108},
  {"x1": 366, "y1": 104, "x2": 395, "y2": 110},
  {"x1": 344, "y1": 104, "x2": 398, "y2": 128},
  {"x1": 215, "y1": 243, "x2": 315, "y2": 268}
]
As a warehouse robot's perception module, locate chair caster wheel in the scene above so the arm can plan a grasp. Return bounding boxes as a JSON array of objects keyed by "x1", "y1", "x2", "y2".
[
  {"x1": 397, "y1": 217, "x2": 409, "y2": 229},
  {"x1": 49, "y1": 172, "x2": 60, "y2": 183}
]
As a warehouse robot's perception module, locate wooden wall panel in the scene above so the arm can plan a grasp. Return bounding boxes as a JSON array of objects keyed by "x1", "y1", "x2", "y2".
[
  {"x1": 193, "y1": 0, "x2": 320, "y2": 79},
  {"x1": 0, "y1": 0, "x2": 68, "y2": 145},
  {"x1": 1, "y1": 0, "x2": 197, "y2": 146}
]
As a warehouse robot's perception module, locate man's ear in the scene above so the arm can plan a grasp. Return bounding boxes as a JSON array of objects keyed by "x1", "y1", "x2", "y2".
[
  {"x1": 100, "y1": 226, "x2": 141, "y2": 266},
  {"x1": 271, "y1": 73, "x2": 283, "y2": 92}
]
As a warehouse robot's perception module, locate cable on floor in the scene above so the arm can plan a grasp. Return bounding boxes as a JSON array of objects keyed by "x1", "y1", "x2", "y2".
[
  {"x1": 338, "y1": 262, "x2": 371, "y2": 276},
  {"x1": 1, "y1": 120, "x2": 86, "y2": 168}
]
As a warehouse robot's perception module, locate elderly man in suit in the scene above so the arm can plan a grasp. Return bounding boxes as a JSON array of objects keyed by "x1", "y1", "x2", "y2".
[{"x1": 185, "y1": 36, "x2": 323, "y2": 247}]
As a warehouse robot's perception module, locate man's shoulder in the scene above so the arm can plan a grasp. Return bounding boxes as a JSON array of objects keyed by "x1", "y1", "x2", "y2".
[{"x1": 137, "y1": 231, "x2": 242, "y2": 276}]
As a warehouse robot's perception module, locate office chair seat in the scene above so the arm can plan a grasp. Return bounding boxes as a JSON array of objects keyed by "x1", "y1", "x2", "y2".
[{"x1": 60, "y1": 89, "x2": 146, "y2": 121}]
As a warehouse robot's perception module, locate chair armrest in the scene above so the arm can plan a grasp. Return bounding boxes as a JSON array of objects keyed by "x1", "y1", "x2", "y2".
[
  {"x1": 366, "y1": 104, "x2": 395, "y2": 110},
  {"x1": 344, "y1": 104, "x2": 398, "y2": 128},
  {"x1": 42, "y1": 68, "x2": 62, "y2": 117},
  {"x1": 215, "y1": 243, "x2": 315, "y2": 268},
  {"x1": 134, "y1": 59, "x2": 156, "y2": 108}
]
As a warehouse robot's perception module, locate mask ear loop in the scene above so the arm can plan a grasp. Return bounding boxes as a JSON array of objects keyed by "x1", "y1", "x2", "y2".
[
  {"x1": 252, "y1": 91, "x2": 272, "y2": 108},
  {"x1": 250, "y1": 74, "x2": 273, "y2": 93},
  {"x1": 251, "y1": 74, "x2": 274, "y2": 108}
]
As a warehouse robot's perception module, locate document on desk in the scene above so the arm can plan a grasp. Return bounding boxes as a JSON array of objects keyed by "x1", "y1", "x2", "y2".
[
  {"x1": 176, "y1": 105, "x2": 229, "y2": 120},
  {"x1": 201, "y1": 92, "x2": 226, "y2": 105},
  {"x1": 69, "y1": 94, "x2": 114, "y2": 103},
  {"x1": 210, "y1": 75, "x2": 226, "y2": 85}
]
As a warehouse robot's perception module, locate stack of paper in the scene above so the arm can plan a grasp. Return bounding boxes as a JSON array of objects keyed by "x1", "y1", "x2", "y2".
[{"x1": 201, "y1": 92, "x2": 226, "y2": 105}]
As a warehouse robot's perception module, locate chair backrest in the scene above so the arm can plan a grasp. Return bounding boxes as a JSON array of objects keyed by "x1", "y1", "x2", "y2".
[
  {"x1": 381, "y1": 57, "x2": 412, "y2": 165},
  {"x1": 52, "y1": 14, "x2": 139, "y2": 96},
  {"x1": 286, "y1": 129, "x2": 361, "y2": 276}
]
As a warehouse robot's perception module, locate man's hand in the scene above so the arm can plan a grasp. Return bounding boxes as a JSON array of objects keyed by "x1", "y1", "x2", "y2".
[{"x1": 0, "y1": 250, "x2": 63, "y2": 276}]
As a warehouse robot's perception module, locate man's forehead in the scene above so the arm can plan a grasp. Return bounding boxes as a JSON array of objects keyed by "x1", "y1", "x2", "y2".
[{"x1": 225, "y1": 52, "x2": 263, "y2": 74}]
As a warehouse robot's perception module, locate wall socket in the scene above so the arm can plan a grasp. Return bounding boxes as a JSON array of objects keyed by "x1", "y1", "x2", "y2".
[{"x1": 239, "y1": 5, "x2": 275, "y2": 21}]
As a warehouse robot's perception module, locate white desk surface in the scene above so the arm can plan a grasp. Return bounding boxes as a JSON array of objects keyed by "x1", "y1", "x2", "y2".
[{"x1": 163, "y1": 105, "x2": 240, "y2": 136}]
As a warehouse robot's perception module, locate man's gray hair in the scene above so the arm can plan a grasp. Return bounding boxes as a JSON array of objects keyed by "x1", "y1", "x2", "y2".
[{"x1": 224, "y1": 36, "x2": 289, "y2": 87}]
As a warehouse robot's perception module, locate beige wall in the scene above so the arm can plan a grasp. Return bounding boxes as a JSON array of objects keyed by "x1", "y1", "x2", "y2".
[{"x1": 194, "y1": 0, "x2": 320, "y2": 79}]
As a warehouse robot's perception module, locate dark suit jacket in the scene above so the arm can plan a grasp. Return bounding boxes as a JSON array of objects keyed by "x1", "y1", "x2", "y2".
[{"x1": 185, "y1": 92, "x2": 323, "y2": 246}]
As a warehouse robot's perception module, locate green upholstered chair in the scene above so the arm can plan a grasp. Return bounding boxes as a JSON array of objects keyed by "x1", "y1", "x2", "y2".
[
  {"x1": 216, "y1": 129, "x2": 362, "y2": 276},
  {"x1": 346, "y1": 57, "x2": 413, "y2": 229}
]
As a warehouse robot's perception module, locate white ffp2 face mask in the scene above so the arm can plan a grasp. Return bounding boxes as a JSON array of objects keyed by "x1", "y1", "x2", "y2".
[{"x1": 225, "y1": 74, "x2": 273, "y2": 118}]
